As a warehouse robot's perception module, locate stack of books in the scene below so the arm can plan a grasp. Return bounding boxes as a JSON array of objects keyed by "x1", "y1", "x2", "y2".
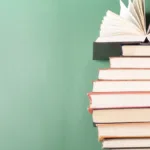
[
  {"x1": 88, "y1": 59, "x2": 150, "y2": 149},
  {"x1": 88, "y1": 0, "x2": 150, "y2": 149}
]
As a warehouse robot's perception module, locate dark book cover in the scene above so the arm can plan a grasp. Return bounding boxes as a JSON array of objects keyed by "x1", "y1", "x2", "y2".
[
  {"x1": 93, "y1": 42, "x2": 122, "y2": 60},
  {"x1": 93, "y1": 42, "x2": 145, "y2": 60}
]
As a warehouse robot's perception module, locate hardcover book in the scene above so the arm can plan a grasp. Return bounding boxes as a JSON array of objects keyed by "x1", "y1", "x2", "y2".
[
  {"x1": 97, "y1": 123, "x2": 150, "y2": 141},
  {"x1": 88, "y1": 91, "x2": 150, "y2": 109},
  {"x1": 98, "y1": 68, "x2": 150, "y2": 80},
  {"x1": 110, "y1": 57, "x2": 150, "y2": 68},
  {"x1": 93, "y1": 80, "x2": 150, "y2": 92},
  {"x1": 122, "y1": 45, "x2": 150, "y2": 56},
  {"x1": 93, "y1": 108, "x2": 150, "y2": 124},
  {"x1": 103, "y1": 138, "x2": 150, "y2": 149}
]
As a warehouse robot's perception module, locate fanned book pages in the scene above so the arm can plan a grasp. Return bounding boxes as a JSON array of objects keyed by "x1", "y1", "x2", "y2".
[{"x1": 95, "y1": 0, "x2": 150, "y2": 43}]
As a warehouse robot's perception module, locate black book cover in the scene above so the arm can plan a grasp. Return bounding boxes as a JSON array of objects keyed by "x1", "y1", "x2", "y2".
[
  {"x1": 93, "y1": 42, "x2": 122, "y2": 60},
  {"x1": 93, "y1": 41, "x2": 150, "y2": 60}
]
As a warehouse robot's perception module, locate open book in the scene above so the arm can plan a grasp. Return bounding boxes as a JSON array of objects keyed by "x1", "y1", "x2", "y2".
[{"x1": 96, "y1": 0, "x2": 150, "y2": 43}]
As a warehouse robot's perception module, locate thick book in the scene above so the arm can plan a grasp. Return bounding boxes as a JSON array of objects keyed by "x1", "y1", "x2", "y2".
[
  {"x1": 103, "y1": 138, "x2": 150, "y2": 149},
  {"x1": 93, "y1": 108, "x2": 150, "y2": 124},
  {"x1": 98, "y1": 68, "x2": 150, "y2": 80},
  {"x1": 88, "y1": 92, "x2": 150, "y2": 109},
  {"x1": 97, "y1": 123, "x2": 150, "y2": 141},
  {"x1": 93, "y1": 80, "x2": 150, "y2": 92},
  {"x1": 110, "y1": 57, "x2": 150, "y2": 68},
  {"x1": 122, "y1": 45, "x2": 150, "y2": 56},
  {"x1": 110, "y1": 149, "x2": 150, "y2": 150},
  {"x1": 110, "y1": 147, "x2": 150, "y2": 150}
]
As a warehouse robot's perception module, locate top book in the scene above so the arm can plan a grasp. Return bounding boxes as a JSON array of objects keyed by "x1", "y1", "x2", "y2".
[{"x1": 96, "y1": 0, "x2": 150, "y2": 43}]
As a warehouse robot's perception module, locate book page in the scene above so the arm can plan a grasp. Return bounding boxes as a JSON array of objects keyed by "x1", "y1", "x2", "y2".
[
  {"x1": 138, "y1": 0, "x2": 146, "y2": 30},
  {"x1": 100, "y1": 10, "x2": 144, "y2": 38},
  {"x1": 133, "y1": 0, "x2": 146, "y2": 33},
  {"x1": 128, "y1": 0, "x2": 143, "y2": 31},
  {"x1": 143, "y1": 0, "x2": 146, "y2": 33},
  {"x1": 120, "y1": 0, "x2": 142, "y2": 31}
]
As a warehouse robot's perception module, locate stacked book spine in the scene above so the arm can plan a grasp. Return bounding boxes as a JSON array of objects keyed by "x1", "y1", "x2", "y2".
[{"x1": 88, "y1": 45, "x2": 150, "y2": 149}]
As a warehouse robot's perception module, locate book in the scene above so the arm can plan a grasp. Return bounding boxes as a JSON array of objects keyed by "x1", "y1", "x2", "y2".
[
  {"x1": 97, "y1": 123, "x2": 150, "y2": 141},
  {"x1": 110, "y1": 57, "x2": 150, "y2": 68},
  {"x1": 98, "y1": 68, "x2": 150, "y2": 80},
  {"x1": 88, "y1": 92, "x2": 150, "y2": 109},
  {"x1": 95, "y1": 0, "x2": 150, "y2": 43},
  {"x1": 93, "y1": 80, "x2": 150, "y2": 92},
  {"x1": 93, "y1": 108, "x2": 150, "y2": 124},
  {"x1": 122, "y1": 45, "x2": 150, "y2": 56},
  {"x1": 103, "y1": 138, "x2": 150, "y2": 149},
  {"x1": 110, "y1": 149, "x2": 150, "y2": 150}
]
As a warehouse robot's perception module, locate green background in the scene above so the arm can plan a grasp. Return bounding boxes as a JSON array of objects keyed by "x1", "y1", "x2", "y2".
[{"x1": 0, "y1": 0, "x2": 150, "y2": 150}]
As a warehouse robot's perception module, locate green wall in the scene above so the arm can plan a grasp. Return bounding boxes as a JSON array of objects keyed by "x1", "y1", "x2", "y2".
[{"x1": 0, "y1": 0, "x2": 150, "y2": 150}]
